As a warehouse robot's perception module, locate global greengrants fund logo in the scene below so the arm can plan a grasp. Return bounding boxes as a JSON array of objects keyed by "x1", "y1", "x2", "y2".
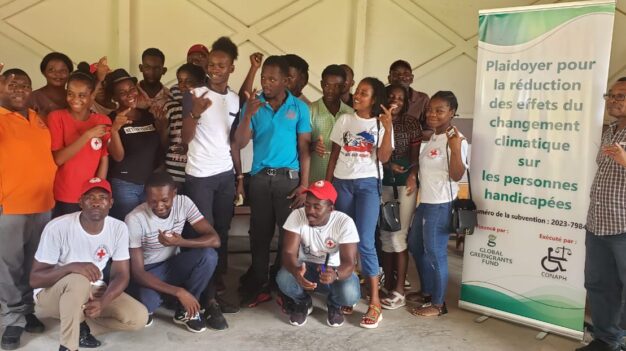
[
  {"x1": 487, "y1": 234, "x2": 497, "y2": 247},
  {"x1": 469, "y1": 236, "x2": 513, "y2": 267}
]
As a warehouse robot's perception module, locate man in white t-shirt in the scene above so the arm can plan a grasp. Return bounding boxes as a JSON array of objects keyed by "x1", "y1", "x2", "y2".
[
  {"x1": 276, "y1": 180, "x2": 360, "y2": 327},
  {"x1": 125, "y1": 172, "x2": 220, "y2": 332},
  {"x1": 30, "y1": 178, "x2": 148, "y2": 351}
]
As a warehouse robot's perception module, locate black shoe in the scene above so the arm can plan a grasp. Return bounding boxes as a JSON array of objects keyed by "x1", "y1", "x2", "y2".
[
  {"x1": 289, "y1": 302, "x2": 313, "y2": 327},
  {"x1": 216, "y1": 296, "x2": 240, "y2": 314},
  {"x1": 59, "y1": 346, "x2": 70, "y2": 351},
  {"x1": 276, "y1": 291, "x2": 296, "y2": 314},
  {"x1": 204, "y1": 302, "x2": 228, "y2": 331},
  {"x1": 1, "y1": 326, "x2": 23, "y2": 350},
  {"x1": 576, "y1": 339, "x2": 620, "y2": 351},
  {"x1": 145, "y1": 314, "x2": 154, "y2": 327},
  {"x1": 79, "y1": 322, "x2": 101, "y2": 348},
  {"x1": 327, "y1": 305, "x2": 344, "y2": 327},
  {"x1": 173, "y1": 308, "x2": 207, "y2": 333},
  {"x1": 24, "y1": 313, "x2": 45, "y2": 333}
]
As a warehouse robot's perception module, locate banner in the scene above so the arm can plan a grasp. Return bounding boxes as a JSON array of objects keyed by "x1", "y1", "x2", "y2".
[{"x1": 460, "y1": 0, "x2": 615, "y2": 339}]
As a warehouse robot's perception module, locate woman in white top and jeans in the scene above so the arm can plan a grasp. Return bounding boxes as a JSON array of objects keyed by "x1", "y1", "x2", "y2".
[
  {"x1": 408, "y1": 91, "x2": 468, "y2": 317},
  {"x1": 326, "y1": 77, "x2": 394, "y2": 329}
]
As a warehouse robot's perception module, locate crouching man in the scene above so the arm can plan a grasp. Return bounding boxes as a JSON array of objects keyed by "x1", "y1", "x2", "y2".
[
  {"x1": 276, "y1": 180, "x2": 360, "y2": 327},
  {"x1": 125, "y1": 172, "x2": 220, "y2": 332},
  {"x1": 30, "y1": 178, "x2": 148, "y2": 351}
]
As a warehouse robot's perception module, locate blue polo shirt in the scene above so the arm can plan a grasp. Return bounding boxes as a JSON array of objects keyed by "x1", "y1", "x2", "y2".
[{"x1": 242, "y1": 91, "x2": 311, "y2": 175}]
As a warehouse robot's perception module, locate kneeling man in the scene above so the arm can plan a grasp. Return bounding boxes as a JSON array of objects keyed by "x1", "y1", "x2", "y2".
[
  {"x1": 125, "y1": 172, "x2": 220, "y2": 332},
  {"x1": 30, "y1": 178, "x2": 148, "y2": 351},
  {"x1": 276, "y1": 180, "x2": 360, "y2": 327}
]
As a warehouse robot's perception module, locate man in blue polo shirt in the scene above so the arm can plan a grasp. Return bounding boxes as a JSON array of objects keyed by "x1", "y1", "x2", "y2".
[{"x1": 234, "y1": 55, "x2": 311, "y2": 307}]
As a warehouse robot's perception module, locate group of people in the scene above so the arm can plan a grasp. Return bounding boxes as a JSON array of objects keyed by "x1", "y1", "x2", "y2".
[{"x1": 3, "y1": 33, "x2": 623, "y2": 351}]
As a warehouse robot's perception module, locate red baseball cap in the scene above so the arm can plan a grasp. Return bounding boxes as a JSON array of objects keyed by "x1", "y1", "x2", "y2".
[
  {"x1": 187, "y1": 44, "x2": 209, "y2": 57},
  {"x1": 80, "y1": 177, "x2": 112, "y2": 199},
  {"x1": 302, "y1": 180, "x2": 337, "y2": 204}
]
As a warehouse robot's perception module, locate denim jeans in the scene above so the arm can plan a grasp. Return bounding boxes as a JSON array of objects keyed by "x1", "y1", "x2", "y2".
[
  {"x1": 408, "y1": 202, "x2": 452, "y2": 305},
  {"x1": 585, "y1": 230, "x2": 626, "y2": 348},
  {"x1": 333, "y1": 177, "x2": 380, "y2": 277},
  {"x1": 276, "y1": 264, "x2": 360, "y2": 308},
  {"x1": 110, "y1": 178, "x2": 145, "y2": 220},
  {"x1": 127, "y1": 248, "x2": 217, "y2": 313}
]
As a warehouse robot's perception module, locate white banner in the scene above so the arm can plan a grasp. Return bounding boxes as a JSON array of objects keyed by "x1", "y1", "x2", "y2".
[{"x1": 460, "y1": 0, "x2": 615, "y2": 340}]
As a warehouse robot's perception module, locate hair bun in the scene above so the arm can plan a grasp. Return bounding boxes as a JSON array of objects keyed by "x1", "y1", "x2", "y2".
[{"x1": 76, "y1": 61, "x2": 91, "y2": 74}]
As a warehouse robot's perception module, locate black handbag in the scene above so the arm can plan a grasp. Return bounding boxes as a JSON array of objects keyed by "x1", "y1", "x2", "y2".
[
  {"x1": 446, "y1": 142, "x2": 477, "y2": 235},
  {"x1": 376, "y1": 120, "x2": 402, "y2": 232}
]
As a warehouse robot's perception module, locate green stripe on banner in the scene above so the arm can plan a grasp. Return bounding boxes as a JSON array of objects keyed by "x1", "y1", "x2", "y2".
[
  {"x1": 479, "y1": 4, "x2": 615, "y2": 46},
  {"x1": 461, "y1": 284, "x2": 584, "y2": 331}
]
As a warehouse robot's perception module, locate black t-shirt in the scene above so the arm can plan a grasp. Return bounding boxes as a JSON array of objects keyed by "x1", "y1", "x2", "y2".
[{"x1": 108, "y1": 109, "x2": 160, "y2": 184}]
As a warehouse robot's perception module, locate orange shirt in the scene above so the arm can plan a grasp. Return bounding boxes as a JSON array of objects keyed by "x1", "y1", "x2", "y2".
[{"x1": 0, "y1": 107, "x2": 57, "y2": 214}]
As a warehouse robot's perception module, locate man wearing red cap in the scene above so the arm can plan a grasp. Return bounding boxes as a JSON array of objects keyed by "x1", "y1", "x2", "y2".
[
  {"x1": 30, "y1": 178, "x2": 148, "y2": 351},
  {"x1": 276, "y1": 180, "x2": 360, "y2": 327}
]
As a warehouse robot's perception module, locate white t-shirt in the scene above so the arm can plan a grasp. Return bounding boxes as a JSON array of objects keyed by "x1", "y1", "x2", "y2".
[
  {"x1": 283, "y1": 208, "x2": 360, "y2": 267},
  {"x1": 186, "y1": 86, "x2": 239, "y2": 177},
  {"x1": 330, "y1": 112, "x2": 394, "y2": 180},
  {"x1": 125, "y1": 195, "x2": 203, "y2": 265},
  {"x1": 419, "y1": 132, "x2": 469, "y2": 204},
  {"x1": 34, "y1": 212, "x2": 130, "y2": 296}
]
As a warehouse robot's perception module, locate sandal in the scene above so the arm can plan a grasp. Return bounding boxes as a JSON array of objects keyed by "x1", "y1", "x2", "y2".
[
  {"x1": 410, "y1": 302, "x2": 448, "y2": 317},
  {"x1": 381, "y1": 291, "x2": 406, "y2": 310},
  {"x1": 406, "y1": 291, "x2": 432, "y2": 304},
  {"x1": 341, "y1": 304, "x2": 355, "y2": 315},
  {"x1": 359, "y1": 304, "x2": 383, "y2": 329}
]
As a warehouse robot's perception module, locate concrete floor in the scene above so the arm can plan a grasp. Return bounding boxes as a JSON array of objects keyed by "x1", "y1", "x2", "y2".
[{"x1": 17, "y1": 215, "x2": 583, "y2": 351}]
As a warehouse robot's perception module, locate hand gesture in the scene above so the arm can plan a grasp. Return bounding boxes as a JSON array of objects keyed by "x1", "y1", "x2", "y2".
[
  {"x1": 314, "y1": 135, "x2": 328, "y2": 157},
  {"x1": 250, "y1": 52, "x2": 263, "y2": 70},
  {"x1": 111, "y1": 108, "x2": 132, "y2": 132},
  {"x1": 190, "y1": 90, "x2": 212, "y2": 117},
  {"x1": 287, "y1": 185, "x2": 306, "y2": 209},
  {"x1": 175, "y1": 288, "x2": 200, "y2": 317},
  {"x1": 390, "y1": 163, "x2": 407, "y2": 174},
  {"x1": 446, "y1": 126, "x2": 462, "y2": 150},
  {"x1": 70, "y1": 262, "x2": 101, "y2": 282},
  {"x1": 158, "y1": 229, "x2": 183, "y2": 247},
  {"x1": 95, "y1": 56, "x2": 110, "y2": 83},
  {"x1": 378, "y1": 104, "x2": 393, "y2": 130},
  {"x1": 84, "y1": 124, "x2": 108, "y2": 140},
  {"x1": 318, "y1": 266, "x2": 336, "y2": 285},
  {"x1": 295, "y1": 263, "x2": 316, "y2": 290},
  {"x1": 243, "y1": 89, "x2": 264, "y2": 118},
  {"x1": 83, "y1": 299, "x2": 104, "y2": 318},
  {"x1": 602, "y1": 143, "x2": 626, "y2": 167}
]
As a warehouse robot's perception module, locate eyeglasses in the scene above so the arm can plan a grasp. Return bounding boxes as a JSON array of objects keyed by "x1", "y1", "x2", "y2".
[{"x1": 603, "y1": 93, "x2": 626, "y2": 101}]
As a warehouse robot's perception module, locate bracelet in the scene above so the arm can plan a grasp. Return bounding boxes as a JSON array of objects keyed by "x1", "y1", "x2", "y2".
[
  {"x1": 236, "y1": 174, "x2": 245, "y2": 180},
  {"x1": 189, "y1": 112, "x2": 201, "y2": 120}
]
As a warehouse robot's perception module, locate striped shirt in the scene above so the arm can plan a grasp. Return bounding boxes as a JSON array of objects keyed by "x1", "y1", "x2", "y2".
[
  {"x1": 586, "y1": 121, "x2": 626, "y2": 235},
  {"x1": 164, "y1": 92, "x2": 186, "y2": 183},
  {"x1": 126, "y1": 195, "x2": 203, "y2": 264}
]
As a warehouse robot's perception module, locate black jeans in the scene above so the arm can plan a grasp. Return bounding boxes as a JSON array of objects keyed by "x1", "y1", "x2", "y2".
[{"x1": 246, "y1": 168, "x2": 299, "y2": 290}]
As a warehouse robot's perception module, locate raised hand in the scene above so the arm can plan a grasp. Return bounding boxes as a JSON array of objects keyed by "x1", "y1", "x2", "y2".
[
  {"x1": 315, "y1": 135, "x2": 328, "y2": 157},
  {"x1": 378, "y1": 104, "x2": 394, "y2": 129},
  {"x1": 190, "y1": 90, "x2": 212, "y2": 117},
  {"x1": 243, "y1": 89, "x2": 263, "y2": 118},
  {"x1": 603, "y1": 142, "x2": 626, "y2": 167},
  {"x1": 111, "y1": 108, "x2": 132, "y2": 132},
  {"x1": 250, "y1": 52, "x2": 263, "y2": 70},
  {"x1": 95, "y1": 56, "x2": 110, "y2": 83}
]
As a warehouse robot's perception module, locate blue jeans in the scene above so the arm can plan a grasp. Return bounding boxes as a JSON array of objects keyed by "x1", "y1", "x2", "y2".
[
  {"x1": 127, "y1": 248, "x2": 217, "y2": 313},
  {"x1": 585, "y1": 230, "x2": 626, "y2": 348},
  {"x1": 333, "y1": 177, "x2": 380, "y2": 277},
  {"x1": 276, "y1": 264, "x2": 360, "y2": 308},
  {"x1": 110, "y1": 178, "x2": 145, "y2": 220},
  {"x1": 408, "y1": 202, "x2": 452, "y2": 305}
]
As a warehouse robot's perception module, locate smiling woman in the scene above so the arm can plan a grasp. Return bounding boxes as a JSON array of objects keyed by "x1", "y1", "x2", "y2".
[{"x1": 28, "y1": 52, "x2": 73, "y2": 122}]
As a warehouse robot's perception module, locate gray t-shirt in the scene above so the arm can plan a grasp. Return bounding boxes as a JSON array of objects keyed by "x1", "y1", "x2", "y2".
[{"x1": 125, "y1": 195, "x2": 203, "y2": 265}]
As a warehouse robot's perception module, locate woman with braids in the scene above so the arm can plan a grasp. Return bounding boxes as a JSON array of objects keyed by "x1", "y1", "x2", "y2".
[
  {"x1": 28, "y1": 52, "x2": 73, "y2": 122},
  {"x1": 407, "y1": 91, "x2": 468, "y2": 317},
  {"x1": 48, "y1": 62, "x2": 111, "y2": 218},
  {"x1": 326, "y1": 77, "x2": 394, "y2": 329}
]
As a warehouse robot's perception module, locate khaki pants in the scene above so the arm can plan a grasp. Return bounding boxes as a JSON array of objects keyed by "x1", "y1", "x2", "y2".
[{"x1": 35, "y1": 274, "x2": 148, "y2": 350}]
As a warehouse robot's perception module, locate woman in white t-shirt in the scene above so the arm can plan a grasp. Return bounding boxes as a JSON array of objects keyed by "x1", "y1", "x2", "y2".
[
  {"x1": 408, "y1": 91, "x2": 468, "y2": 317},
  {"x1": 326, "y1": 77, "x2": 394, "y2": 329}
]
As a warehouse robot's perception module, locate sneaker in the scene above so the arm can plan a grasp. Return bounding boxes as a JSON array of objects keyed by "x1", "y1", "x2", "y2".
[
  {"x1": 576, "y1": 339, "x2": 620, "y2": 351},
  {"x1": 216, "y1": 296, "x2": 240, "y2": 314},
  {"x1": 1, "y1": 326, "x2": 23, "y2": 350},
  {"x1": 327, "y1": 305, "x2": 344, "y2": 327},
  {"x1": 289, "y1": 298, "x2": 313, "y2": 327},
  {"x1": 79, "y1": 322, "x2": 101, "y2": 348},
  {"x1": 204, "y1": 302, "x2": 228, "y2": 331},
  {"x1": 145, "y1": 314, "x2": 154, "y2": 327},
  {"x1": 59, "y1": 346, "x2": 70, "y2": 351},
  {"x1": 24, "y1": 313, "x2": 45, "y2": 333},
  {"x1": 276, "y1": 291, "x2": 296, "y2": 314},
  {"x1": 173, "y1": 309, "x2": 207, "y2": 333}
]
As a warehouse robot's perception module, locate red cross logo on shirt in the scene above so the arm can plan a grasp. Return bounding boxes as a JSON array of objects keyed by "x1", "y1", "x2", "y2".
[
  {"x1": 429, "y1": 149, "x2": 440, "y2": 158},
  {"x1": 94, "y1": 245, "x2": 109, "y2": 262}
]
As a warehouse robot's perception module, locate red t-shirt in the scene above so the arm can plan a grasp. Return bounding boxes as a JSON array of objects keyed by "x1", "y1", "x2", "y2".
[{"x1": 48, "y1": 109, "x2": 112, "y2": 203}]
